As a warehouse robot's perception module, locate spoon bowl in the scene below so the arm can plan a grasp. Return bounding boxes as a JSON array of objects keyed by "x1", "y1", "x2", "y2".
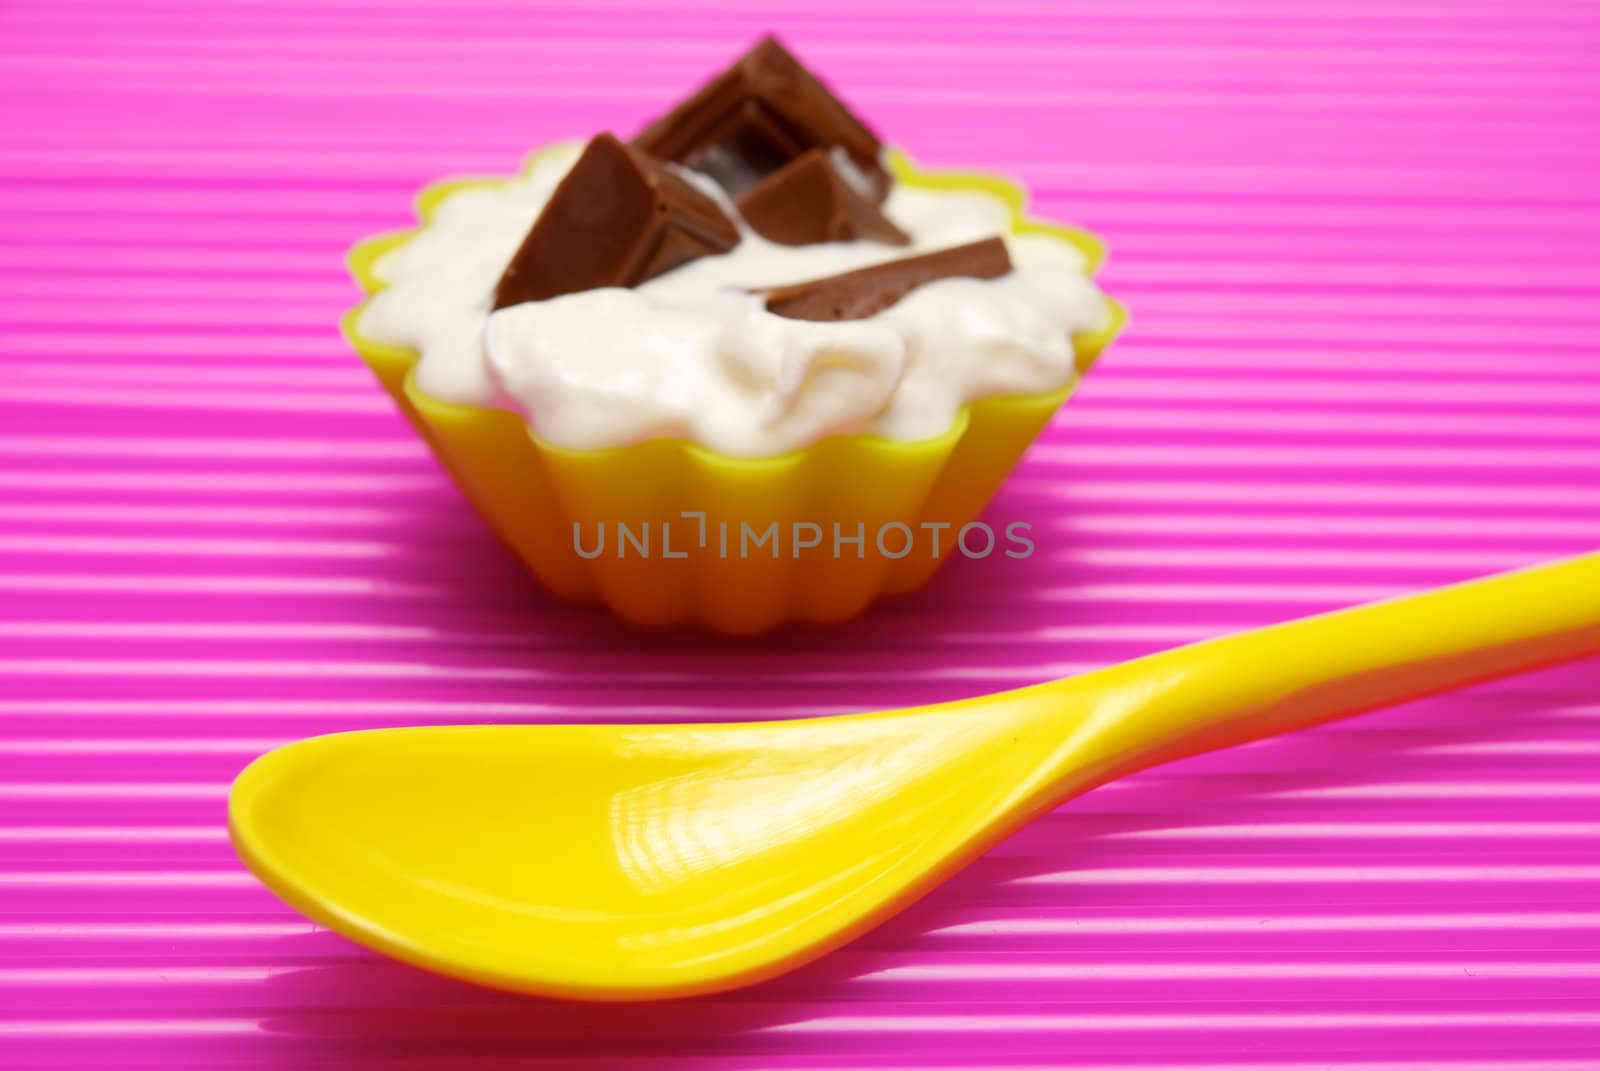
[
  {"x1": 231, "y1": 697, "x2": 1073, "y2": 1000},
  {"x1": 231, "y1": 553, "x2": 1600, "y2": 1000}
]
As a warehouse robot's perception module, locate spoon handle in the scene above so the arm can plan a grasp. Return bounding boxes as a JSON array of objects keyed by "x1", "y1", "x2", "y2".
[{"x1": 1050, "y1": 551, "x2": 1600, "y2": 781}]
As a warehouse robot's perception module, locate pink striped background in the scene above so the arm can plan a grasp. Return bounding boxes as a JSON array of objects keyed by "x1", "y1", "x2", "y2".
[{"x1": 3, "y1": 0, "x2": 1600, "y2": 1067}]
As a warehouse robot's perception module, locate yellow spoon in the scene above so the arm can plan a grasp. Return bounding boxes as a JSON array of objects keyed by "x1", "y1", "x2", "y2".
[{"x1": 230, "y1": 552, "x2": 1600, "y2": 1001}]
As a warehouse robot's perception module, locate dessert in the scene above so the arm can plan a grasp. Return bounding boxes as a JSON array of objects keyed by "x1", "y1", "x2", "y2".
[{"x1": 344, "y1": 36, "x2": 1124, "y2": 632}]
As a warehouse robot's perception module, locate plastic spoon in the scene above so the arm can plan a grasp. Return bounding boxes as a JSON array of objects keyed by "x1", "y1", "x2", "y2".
[{"x1": 230, "y1": 552, "x2": 1600, "y2": 1001}]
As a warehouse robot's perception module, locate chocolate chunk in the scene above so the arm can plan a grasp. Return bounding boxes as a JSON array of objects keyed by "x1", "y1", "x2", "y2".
[
  {"x1": 764, "y1": 238, "x2": 1013, "y2": 322},
  {"x1": 492, "y1": 133, "x2": 740, "y2": 311},
  {"x1": 634, "y1": 36, "x2": 891, "y2": 201},
  {"x1": 736, "y1": 150, "x2": 909, "y2": 247}
]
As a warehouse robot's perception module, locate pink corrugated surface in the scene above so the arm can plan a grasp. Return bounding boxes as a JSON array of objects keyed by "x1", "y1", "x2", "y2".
[{"x1": 2, "y1": 0, "x2": 1599, "y2": 1066}]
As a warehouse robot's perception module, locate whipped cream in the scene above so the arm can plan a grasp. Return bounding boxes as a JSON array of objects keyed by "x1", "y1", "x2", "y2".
[{"x1": 359, "y1": 142, "x2": 1110, "y2": 457}]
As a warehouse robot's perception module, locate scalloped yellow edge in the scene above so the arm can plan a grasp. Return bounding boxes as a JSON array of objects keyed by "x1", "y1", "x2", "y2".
[{"x1": 341, "y1": 144, "x2": 1127, "y2": 634}]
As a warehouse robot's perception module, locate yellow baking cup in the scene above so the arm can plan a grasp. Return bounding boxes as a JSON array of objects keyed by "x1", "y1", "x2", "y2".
[{"x1": 343, "y1": 146, "x2": 1126, "y2": 634}]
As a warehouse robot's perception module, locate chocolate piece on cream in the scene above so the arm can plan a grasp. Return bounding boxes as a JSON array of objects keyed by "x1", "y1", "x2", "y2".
[
  {"x1": 634, "y1": 36, "x2": 891, "y2": 201},
  {"x1": 763, "y1": 238, "x2": 1013, "y2": 322},
  {"x1": 736, "y1": 149, "x2": 909, "y2": 247},
  {"x1": 492, "y1": 133, "x2": 740, "y2": 311}
]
